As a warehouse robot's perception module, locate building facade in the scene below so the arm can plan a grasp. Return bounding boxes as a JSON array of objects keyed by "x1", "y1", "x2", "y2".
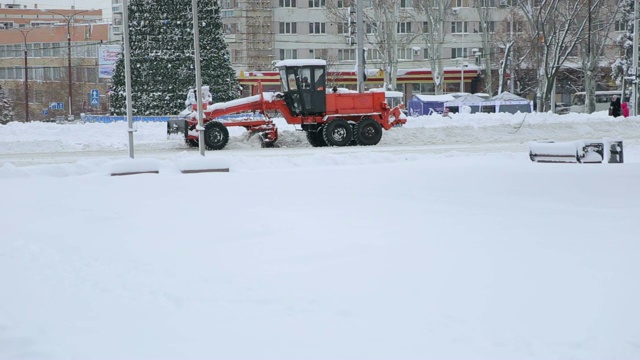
[
  {"x1": 0, "y1": 4, "x2": 109, "y2": 120},
  {"x1": 219, "y1": 0, "x2": 623, "y2": 100}
]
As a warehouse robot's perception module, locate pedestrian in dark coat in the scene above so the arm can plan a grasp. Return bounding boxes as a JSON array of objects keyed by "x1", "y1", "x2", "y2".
[{"x1": 609, "y1": 95, "x2": 621, "y2": 117}]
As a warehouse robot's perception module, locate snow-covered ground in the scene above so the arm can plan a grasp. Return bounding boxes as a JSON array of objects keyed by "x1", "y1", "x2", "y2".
[{"x1": 1, "y1": 111, "x2": 639, "y2": 360}]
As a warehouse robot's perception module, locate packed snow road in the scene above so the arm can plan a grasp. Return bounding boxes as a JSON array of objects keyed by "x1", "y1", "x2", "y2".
[
  {"x1": 1, "y1": 112, "x2": 639, "y2": 168},
  {"x1": 2, "y1": 111, "x2": 640, "y2": 360}
]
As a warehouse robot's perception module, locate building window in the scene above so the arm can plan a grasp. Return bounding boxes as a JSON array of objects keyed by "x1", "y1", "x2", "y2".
[
  {"x1": 451, "y1": 21, "x2": 468, "y2": 34},
  {"x1": 366, "y1": 49, "x2": 381, "y2": 61},
  {"x1": 279, "y1": 22, "x2": 297, "y2": 34},
  {"x1": 397, "y1": 48, "x2": 414, "y2": 60},
  {"x1": 478, "y1": 21, "x2": 495, "y2": 33},
  {"x1": 615, "y1": 19, "x2": 626, "y2": 32},
  {"x1": 480, "y1": 0, "x2": 496, "y2": 7},
  {"x1": 423, "y1": 48, "x2": 430, "y2": 59},
  {"x1": 310, "y1": 48, "x2": 328, "y2": 59},
  {"x1": 397, "y1": 22, "x2": 412, "y2": 34},
  {"x1": 0, "y1": 21, "x2": 14, "y2": 29},
  {"x1": 280, "y1": 49, "x2": 298, "y2": 60},
  {"x1": 366, "y1": 22, "x2": 378, "y2": 34},
  {"x1": 337, "y1": 0, "x2": 348, "y2": 7},
  {"x1": 338, "y1": 48, "x2": 356, "y2": 61},
  {"x1": 422, "y1": 21, "x2": 429, "y2": 33},
  {"x1": 279, "y1": 0, "x2": 297, "y2": 7},
  {"x1": 452, "y1": 0, "x2": 466, "y2": 7},
  {"x1": 30, "y1": 21, "x2": 56, "y2": 27},
  {"x1": 337, "y1": 22, "x2": 349, "y2": 34},
  {"x1": 309, "y1": 22, "x2": 326, "y2": 34},
  {"x1": 400, "y1": 0, "x2": 413, "y2": 7},
  {"x1": 232, "y1": 49, "x2": 241, "y2": 62},
  {"x1": 419, "y1": 83, "x2": 435, "y2": 94},
  {"x1": 514, "y1": 21, "x2": 525, "y2": 33},
  {"x1": 451, "y1": 47, "x2": 468, "y2": 58},
  {"x1": 309, "y1": 0, "x2": 325, "y2": 7}
]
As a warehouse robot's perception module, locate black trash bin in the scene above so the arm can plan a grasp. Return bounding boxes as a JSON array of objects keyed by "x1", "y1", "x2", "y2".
[{"x1": 608, "y1": 141, "x2": 624, "y2": 163}]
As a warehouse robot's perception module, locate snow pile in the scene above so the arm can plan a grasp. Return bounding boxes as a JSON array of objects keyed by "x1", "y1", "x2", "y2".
[{"x1": 0, "y1": 111, "x2": 639, "y2": 360}]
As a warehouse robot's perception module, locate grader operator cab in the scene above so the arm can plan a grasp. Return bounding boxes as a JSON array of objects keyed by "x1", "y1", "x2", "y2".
[
  {"x1": 278, "y1": 59, "x2": 327, "y2": 116},
  {"x1": 168, "y1": 59, "x2": 406, "y2": 150}
]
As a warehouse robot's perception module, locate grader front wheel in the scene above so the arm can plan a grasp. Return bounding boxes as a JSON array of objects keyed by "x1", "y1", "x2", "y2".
[{"x1": 203, "y1": 121, "x2": 229, "y2": 150}]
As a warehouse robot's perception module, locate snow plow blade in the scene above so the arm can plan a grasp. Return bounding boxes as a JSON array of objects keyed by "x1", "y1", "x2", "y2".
[{"x1": 167, "y1": 119, "x2": 188, "y2": 138}]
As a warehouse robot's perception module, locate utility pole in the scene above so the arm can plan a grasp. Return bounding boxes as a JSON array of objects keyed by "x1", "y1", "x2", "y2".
[
  {"x1": 460, "y1": 60, "x2": 468, "y2": 92},
  {"x1": 43, "y1": 9, "x2": 90, "y2": 119},
  {"x1": 14, "y1": 28, "x2": 35, "y2": 123},
  {"x1": 509, "y1": 17, "x2": 514, "y2": 93},
  {"x1": 633, "y1": 0, "x2": 639, "y2": 116},
  {"x1": 356, "y1": 0, "x2": 364, "y2": 93},
  {"x1": 192, "y1": 0, "x2": 205, "y2": 156},
  {"x1": 122, "y1": 0, "x2": 135, "y2": 158}
]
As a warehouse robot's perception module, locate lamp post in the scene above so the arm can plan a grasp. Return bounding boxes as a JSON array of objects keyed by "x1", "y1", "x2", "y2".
[
  {"x1": 43, "y1": 9, "x2": 90, "y2": 118},
  {"x1": 460, "y1": 61, "x2": 469, "y2": 92},
  {"x1": 13, "y1": 28, "x2": 36, "y2": 122}
]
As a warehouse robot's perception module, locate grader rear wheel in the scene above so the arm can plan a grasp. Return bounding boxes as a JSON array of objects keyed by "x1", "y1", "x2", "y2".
[
  {"x1": 322, "y1": 119, "x2": 353, "y2": 147},
  {"x1": 306, "y1": 128, "x2": 327, "y2": 147},
  {"x1": 347, "y1": 123, "x2": 358, "y2": 146},
  {"x1": 355, "y1": 117, "x2": 383, "y2": 146}
]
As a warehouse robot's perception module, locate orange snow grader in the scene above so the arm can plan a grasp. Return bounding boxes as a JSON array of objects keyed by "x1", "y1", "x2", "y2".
[{"x1": 167, "y1": 59, "x2": 406, "y2": 150}]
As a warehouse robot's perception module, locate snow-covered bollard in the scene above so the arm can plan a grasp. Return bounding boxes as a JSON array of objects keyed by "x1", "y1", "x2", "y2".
[
  {"x1": 576, "y1": 140, "x2": 604, "y2": 163},
  {"x1": 528, "y1": 140, "x2": 618, "y2": 164},
  {"x1": 604, "y1": 138, "x2": 624, "y2": 163},
  {"x1": 529, "y1": 141, "x2": 582, "y2": 163}
]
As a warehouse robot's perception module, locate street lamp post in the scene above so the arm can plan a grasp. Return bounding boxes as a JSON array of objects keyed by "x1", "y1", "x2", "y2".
[
  {"x1": 14, "y1": 28, "x2": 36, "y2": 122},
  {"x1": 460, "y1": 61, "x2": 469, "y2": 92},
  {"x1": 43, "y1": 9, "x2": 90, "y2": 119}
]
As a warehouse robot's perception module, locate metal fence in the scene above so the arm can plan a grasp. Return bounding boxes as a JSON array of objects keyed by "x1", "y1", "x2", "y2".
[{"x1": 81, "y1": 115, "x2": 174, "y2": 123}]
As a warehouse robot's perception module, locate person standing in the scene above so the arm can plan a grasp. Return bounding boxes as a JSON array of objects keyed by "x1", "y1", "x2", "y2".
[
  {"x1": 621, "y1": 102, "x2": 630, "y2": 117},
  {"x1": 609, "y1": 95, "x2": 621, "y2": 117},
  {"x1": 301, "y1": 76, "x2": 310, "y2": 89}
]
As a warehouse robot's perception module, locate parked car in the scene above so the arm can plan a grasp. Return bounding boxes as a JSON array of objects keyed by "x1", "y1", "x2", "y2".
[{"x1": 555, "y1": 102, "x2": 571, "y2": 115}]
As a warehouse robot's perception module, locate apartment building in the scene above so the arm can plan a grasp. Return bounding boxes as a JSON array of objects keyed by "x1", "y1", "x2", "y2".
[
  {"x1": 109, "y1": 0, "x2": 625, "y2": 97},
  {"x1": 0, "y1": 3, "x2": 110, "y2": 119},
  {"x1": 223, "y1": 0, "x2": 507, "y2": 95},
  {"x1": 110, "y1": 0, "x2": 124, "y2": 38}
]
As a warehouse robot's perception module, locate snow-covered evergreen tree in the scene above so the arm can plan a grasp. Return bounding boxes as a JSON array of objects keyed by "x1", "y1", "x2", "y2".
[
  {"x1": 611, "y1": 0, "x2": 634, "y2": 86},
  {"x1": 0, "y1": 85, "x2": 15, "y2": 124},
  {"x1": 110, "y1": 0, "x2": 240, "y2": 116}
]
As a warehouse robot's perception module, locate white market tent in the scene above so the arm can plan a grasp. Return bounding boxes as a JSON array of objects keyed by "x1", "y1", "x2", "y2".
[
  {"x1": 488, "y1": 91, "x2": 533, "y2": 114},
  {"x1": 407, "y1": 94, "x2": 456, "y2": 115},
  {"x1": 444, "y1": 93, "x2": 488, "y2": 113}
]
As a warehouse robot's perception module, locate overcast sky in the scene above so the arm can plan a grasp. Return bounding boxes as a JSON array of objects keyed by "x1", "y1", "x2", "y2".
[{"x1": 18, "y1": 0, "x2": 112, "y2": 19}]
